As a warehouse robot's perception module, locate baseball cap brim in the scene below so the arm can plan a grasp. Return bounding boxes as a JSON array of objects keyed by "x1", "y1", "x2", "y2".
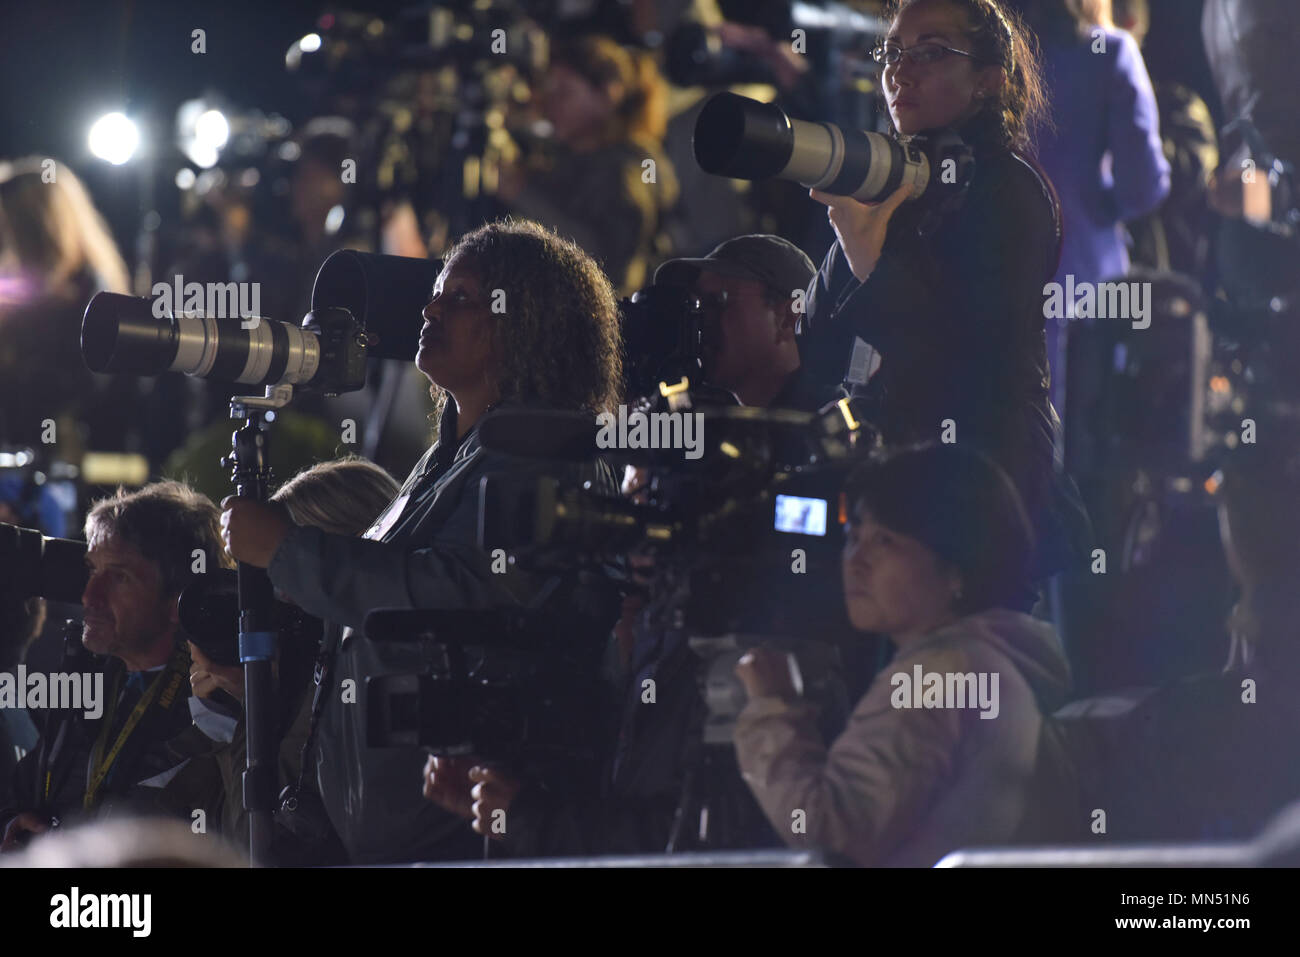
[{"x1": 654, "y1": 257, "x2": 769, "y2": 287}]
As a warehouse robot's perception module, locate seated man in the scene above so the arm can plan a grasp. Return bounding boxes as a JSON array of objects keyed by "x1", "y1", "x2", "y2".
[{"x1": 1, "y1": 481, "x2": 229, "y2": 851}]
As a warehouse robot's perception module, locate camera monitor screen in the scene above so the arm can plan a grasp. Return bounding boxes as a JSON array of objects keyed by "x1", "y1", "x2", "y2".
[{"x1": 774, "y1": 494, "x2": 828, "y2": 536}]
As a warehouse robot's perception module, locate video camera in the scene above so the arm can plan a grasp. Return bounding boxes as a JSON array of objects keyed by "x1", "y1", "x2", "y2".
[
  {"x1": 478, "y1": 390, "x2": 871, "y2": 732},
  {"x1": 363, "y1": 607, "x2": 612, "y2": 774}
]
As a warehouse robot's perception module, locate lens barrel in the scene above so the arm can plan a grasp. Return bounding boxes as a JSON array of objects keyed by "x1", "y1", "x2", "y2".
[
  {"x1": 693, "y1": 92, "x2": 929, "y2": 202},
  {"x1": 81, "y1": 292, "x2": 322, "y2": 387}
]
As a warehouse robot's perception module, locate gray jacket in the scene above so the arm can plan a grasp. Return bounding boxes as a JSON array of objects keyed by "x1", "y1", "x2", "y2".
[{"x1": 268, "y1": 401, "x2": 619, "y2": 864}]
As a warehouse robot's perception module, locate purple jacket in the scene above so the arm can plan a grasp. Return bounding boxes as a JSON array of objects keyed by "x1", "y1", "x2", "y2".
[{"x1": 1035, "y1": 28, "x2": 1170, "y2": 286}]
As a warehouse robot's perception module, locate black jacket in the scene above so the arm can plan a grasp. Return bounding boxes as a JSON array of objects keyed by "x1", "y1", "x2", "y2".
[
  {"x1": 3, "y1": 652, "x2": 223, "y2": 835},
  {"x1": 801, "y1": 142, "x2": 1088, "y2": 574}
]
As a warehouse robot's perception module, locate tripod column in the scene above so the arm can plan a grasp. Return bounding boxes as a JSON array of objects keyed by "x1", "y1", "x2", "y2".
[{"x1": 229, "y1": 409, "x2": 279, "y2": 866}]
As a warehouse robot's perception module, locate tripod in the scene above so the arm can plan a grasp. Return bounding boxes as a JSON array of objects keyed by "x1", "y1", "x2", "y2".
[{"x1": 223, "y1": 384, "x2": 293, "y2": 866}]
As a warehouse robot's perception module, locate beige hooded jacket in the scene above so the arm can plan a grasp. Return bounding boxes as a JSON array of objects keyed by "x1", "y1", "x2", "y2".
[{"x1": 734, "y1": 608, "x2": 1076, "y2": 866}]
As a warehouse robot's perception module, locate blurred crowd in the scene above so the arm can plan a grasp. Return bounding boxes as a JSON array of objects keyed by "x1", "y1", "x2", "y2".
[{"x1": 0, "y1": 0, "x2": 1298, "y2": 868}]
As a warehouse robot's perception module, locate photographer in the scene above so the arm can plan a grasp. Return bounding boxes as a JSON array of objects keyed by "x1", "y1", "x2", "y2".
[
  {"x1": 1, "y1": 481, "x2": 231, "y2": 851},
  {"x1": 424, "y1": 235, "x2": 839, "y2": 858},
  {"x1": 734, "y1": 444, "x2": 1076, "y2": 866},
  {"x1": 653, "y1": 234, "x2": 824, "y2": 411},
  {"x1": 499, "y1": 34, "x2": 679, "y2": 296},
  {"x1": 800, "y1": 0, "x2": 1083, "y2": 586},
  {"x1": 188, "y1": 457, "x2": 399, "y2": 863},
  {"x1": 222, "y1": 219, "x2": 624, "y2": 864}
]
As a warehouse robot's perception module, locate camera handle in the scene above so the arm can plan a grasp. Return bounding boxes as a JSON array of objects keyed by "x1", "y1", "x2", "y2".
[{"x1": 225, "y1": 384, "x2": 294, "y2": 866}]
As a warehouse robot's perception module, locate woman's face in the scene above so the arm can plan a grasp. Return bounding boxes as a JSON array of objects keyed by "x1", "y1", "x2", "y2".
[
  {"x1": 543, "y1": 63, "x2": 614, "y2": 145},
  {"x1": 417, "y1": 256, "x2": 500, "y2": 393},
  {"x1": 882, "y1": 0, "x2": 1000, "y2": 136},
  {"x1": 841, "y1": 505, "x2": 961, "y2": 638}
]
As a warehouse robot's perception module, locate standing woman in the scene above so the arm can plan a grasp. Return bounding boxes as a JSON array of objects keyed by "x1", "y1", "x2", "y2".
[{"x1": 802, "y1": 0, "x2": 1086, "y2": 590}]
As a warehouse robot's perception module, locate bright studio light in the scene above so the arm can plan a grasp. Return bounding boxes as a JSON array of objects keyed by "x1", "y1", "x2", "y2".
[
  {"x1": 299, "y1": 33, "x2": 322, "y2": 53},
  {"x1": 195, "y1": 109, "x2": 230, "y2": 151},
  {"x1": 88, "y1": 112, "x2": 140, "y2": 165}
]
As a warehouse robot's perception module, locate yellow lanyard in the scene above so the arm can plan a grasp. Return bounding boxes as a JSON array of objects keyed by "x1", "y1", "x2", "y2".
[{"x1": 82, "y1": 645, "x2": 190, "y2": 810}]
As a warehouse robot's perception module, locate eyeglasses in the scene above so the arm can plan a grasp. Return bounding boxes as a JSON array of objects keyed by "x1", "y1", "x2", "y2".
[{"x1": 872, "y1": 41, "x2": 982, "y2": 67}]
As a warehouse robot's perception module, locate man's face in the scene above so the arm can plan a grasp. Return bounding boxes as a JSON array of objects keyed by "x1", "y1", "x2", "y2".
[
  {"x1": 81, "y1": 534, "x2": 177, "y2": 663},
  {"x1": 694, "y1": 270, "x2": 784, "y2": 396}
]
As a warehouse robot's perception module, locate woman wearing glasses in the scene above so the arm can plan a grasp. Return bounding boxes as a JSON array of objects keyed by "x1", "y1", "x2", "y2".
[{"x1": 803, "y1": 0, "x2": 1084, "y2": 601}]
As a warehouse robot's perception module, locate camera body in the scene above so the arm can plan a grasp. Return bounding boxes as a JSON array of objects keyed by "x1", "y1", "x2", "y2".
[
  {"x1": 619, "y1": 284, "x2": 728, "y2": 402},
  {"x1": 363, "y1": 607, "x2": 613, "y2": 773},
  {"x1": 178, "y1": 568, "x2": 323, "y2": 668}
]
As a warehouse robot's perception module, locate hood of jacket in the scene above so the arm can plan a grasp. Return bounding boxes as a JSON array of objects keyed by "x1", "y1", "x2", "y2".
[{"x1": 910, "y1": 607, "x2": 1072, "y2": 714}]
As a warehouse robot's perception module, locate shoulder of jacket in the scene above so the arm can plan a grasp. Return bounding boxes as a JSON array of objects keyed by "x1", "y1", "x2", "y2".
[{"x1": 900, "y1": 615, "x2": 1031, "y2": 672}]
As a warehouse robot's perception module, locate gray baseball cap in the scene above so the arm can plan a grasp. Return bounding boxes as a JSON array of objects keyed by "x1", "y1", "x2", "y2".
[{"x1": 654, "y1": 234, "x2": 815, "y2": 297}]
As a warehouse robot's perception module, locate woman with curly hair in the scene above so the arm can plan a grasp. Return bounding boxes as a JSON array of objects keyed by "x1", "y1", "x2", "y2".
[{"x1": 221, "y1": 219, "x2": 624, "y2": 864}]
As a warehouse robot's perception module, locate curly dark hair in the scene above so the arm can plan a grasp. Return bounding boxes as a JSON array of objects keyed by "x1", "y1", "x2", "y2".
[
  {"x1": 437, "y1": 218, "x2": 623, "y2": 415},
  {"x1": 884, "y1": 0, "x2": 1051, "y2": 153}
]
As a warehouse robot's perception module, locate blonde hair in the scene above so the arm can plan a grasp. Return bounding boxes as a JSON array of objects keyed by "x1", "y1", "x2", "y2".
[
  {"x1": 0, "y1": 157, "x2": 130, "y2": 296},
  {"x1": 271, "y1": 456, "x2": 401, "y2": 535}
]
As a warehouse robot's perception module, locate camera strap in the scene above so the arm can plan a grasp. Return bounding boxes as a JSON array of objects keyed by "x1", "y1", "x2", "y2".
[
  {"x1": 81, "y1": 643, "x2": 190, "y2": 811},
  {"x1": 290, "y1": 626, "x2": 341, "y2": 797}
]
